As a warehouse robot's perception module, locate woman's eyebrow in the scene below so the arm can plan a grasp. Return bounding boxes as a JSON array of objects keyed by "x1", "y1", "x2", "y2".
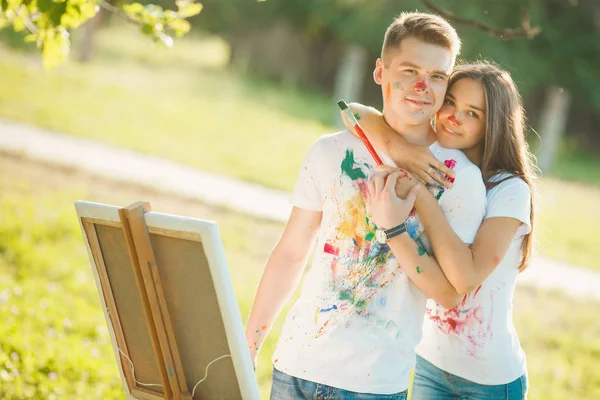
[{"x1": 446, "y1": 93, "x2": 485, "y2": 113}]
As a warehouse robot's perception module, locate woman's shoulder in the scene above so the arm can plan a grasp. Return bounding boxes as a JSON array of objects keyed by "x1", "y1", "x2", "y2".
[
  {"x1": 488, "y1": 173, "x2": 530, "y2": 194},
  {"x1": 486, "y1": 173, "x2": 531, "y2": 212}
]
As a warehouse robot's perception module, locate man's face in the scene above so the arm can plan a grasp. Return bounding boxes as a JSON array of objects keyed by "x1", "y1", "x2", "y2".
[{"x1": 374, "y1": 37, "x2": 454, "y2": 126}]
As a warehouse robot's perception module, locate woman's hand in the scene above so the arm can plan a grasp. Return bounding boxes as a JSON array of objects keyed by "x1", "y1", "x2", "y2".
[
  {"x1": 406, "y1": 146, "x2": 455, "y2": 189},
  {"x1": 339, "y1": 102, "x2": 455, "y2": 188},
  {"x1": 367, "y1": 168, "x2": 420, "y2": 230}
]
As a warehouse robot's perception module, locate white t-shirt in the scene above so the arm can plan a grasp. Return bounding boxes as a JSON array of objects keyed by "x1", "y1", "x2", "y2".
[
  {"x1": 272, "y1": 131, "x2": 486, "y2": 394},
  {"x1": 416, "y1": 173, "x2": 531, "y2": 385}
]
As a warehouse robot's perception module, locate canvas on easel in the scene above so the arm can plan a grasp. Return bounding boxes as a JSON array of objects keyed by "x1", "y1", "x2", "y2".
[{"x1": 74, "y1": 200, "x2": 260, "y2": 400}]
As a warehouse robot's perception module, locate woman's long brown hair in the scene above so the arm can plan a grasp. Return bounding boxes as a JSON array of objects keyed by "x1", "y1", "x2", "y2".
[{"x1": 448, "y1": 61, "x2": 538, "y2": 271}]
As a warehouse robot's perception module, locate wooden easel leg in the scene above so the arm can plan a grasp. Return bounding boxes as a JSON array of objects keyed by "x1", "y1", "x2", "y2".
[{"x1": 120, "y1": 201, "x2": 193, "y2": 399}]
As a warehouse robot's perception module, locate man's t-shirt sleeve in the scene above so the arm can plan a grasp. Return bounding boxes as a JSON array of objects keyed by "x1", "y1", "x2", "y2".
[
  {"x1": 485, "y1": 176, "x2": 531, "y2": 237},
  {"x1": 290, "y1": 138, "x2": 324, "y2": 211},
  {"x1": 439, "y1": 164, "x2": 486, "y2": 244}
]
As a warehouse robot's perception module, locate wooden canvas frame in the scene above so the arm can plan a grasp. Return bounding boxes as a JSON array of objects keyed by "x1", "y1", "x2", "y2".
[{"x1": 75, "y1": 200, "x2": 260, "y2": 400}]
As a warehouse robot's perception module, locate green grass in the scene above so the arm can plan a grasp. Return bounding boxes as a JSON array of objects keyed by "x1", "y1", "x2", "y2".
[
  {"x1": 1, "y1": 155, "x2": 600, "y2": 399},
  {"x1": 0, "y1": 155, "x2": 290, "y2": 399},
  {"x1": 550, "y1": 151, "x2": 600, "y2": 187},
  {"x1": 0, "y1": 22, "x2": 599, "y2": 274},
  {"x1": 0, "y1": 23, "x2": 332, "y2": 192},
  {"x1": 536, "y1": 178, "x2": 600, "y2": 271}
]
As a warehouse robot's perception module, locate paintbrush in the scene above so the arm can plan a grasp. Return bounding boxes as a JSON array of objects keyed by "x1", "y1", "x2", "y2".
[{"x1": 337, "y1": 99, "x2": 383, "y2": 166}]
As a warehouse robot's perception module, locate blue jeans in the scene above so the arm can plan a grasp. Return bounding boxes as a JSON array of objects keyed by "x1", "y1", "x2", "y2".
[
  {"x1": 270, "y1": 368, "x2": 408, "y2": 400},
  {"x1": 411, "y1": 355, "x2": 528, "y2": 400}
]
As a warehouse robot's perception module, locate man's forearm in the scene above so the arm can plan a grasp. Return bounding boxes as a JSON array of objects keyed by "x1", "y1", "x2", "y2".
[{"x1": 245, "y1": 247, "x2": 307, "y2": 361}]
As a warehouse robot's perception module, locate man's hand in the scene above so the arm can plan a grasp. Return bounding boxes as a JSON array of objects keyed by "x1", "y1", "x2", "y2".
[
  {"x1": 373, "y1": 165, "x2": 419, "y2": 199},
  {"x1": 367, "y1": 169, "x2": 420, "y2": 230},
  {"x1": 247, "y1": 338, "x2": 258, "y2": 370}
]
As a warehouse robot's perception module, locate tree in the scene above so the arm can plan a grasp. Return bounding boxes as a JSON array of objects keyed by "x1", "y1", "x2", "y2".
[{"x1": 0, "y1": 0, "x2": 203, "y2": 68}]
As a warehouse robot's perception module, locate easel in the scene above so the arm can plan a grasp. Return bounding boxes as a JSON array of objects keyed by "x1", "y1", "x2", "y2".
[
  {"x1": 118, "y1": 201, "x2": 192, "y2": 400},
  {"x1": 77, "y1": 200, "x2": 260, "y2": 399}
]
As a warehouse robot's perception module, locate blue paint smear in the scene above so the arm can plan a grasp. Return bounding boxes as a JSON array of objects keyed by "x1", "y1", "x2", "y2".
[{"x1": 320, "y1": 305, "x2": 338, "y2": 313}]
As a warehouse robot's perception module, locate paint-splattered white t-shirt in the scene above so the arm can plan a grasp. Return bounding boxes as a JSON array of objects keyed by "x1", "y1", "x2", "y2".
[
  {"x1": 416, "y1": 174, "x2": 531, "y2": 385},
  {"x1": 272, "y1": 131, "x2": 486, "y2": 394}
]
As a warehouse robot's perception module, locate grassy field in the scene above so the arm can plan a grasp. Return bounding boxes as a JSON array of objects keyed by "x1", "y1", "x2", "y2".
[
  {"x1": 1, "y1": 24, "x2": 600, "y2": 273},
  {"x1": 0, "y1": 154, "x2": 599, "y2": 399},
  {"x1": 1, "y1": 25, "x2": 599, "y2": 274}
]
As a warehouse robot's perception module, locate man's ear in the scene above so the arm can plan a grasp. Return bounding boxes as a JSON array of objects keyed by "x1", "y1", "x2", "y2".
[{"x1": 374, "y1": 58, "x2": 384, "y2": 85}]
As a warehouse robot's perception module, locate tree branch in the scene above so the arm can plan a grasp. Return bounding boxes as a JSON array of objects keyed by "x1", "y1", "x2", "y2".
[
  {"x1": 99, "y1": 0, "x2": 141, "y2": 26},
  {"x1": 421, "y1": 0, "x2": 541, "y2": 39},
  {"x1": 13, "y1": 5, "x2": 39, "y2": 34}
]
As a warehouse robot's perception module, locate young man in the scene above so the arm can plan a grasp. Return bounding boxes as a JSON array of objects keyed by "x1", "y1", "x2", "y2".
[{"x1": 246, "y1": 12, "x2": 486, "y2": 398}]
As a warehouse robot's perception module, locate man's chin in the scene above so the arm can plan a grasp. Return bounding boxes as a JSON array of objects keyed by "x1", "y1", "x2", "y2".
[
  {"x1": 402, "y1": 111, "x2": 435, "y2": 125},
  {"x1": 385, "y1": 107, "x2": 435, "y2": 128}
]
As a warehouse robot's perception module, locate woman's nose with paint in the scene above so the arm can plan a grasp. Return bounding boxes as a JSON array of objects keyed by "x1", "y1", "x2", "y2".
[{"x1": 448, "y1": 114, "x2": 461, "y2": 126}]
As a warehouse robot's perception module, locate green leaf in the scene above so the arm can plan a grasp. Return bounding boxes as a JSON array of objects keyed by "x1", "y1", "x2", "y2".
[
  {"x1": 141, "y1": 23, "x2": 154, "y2": 35},
  {"x1": 164, "y1": 9, "x2": 177, "y2": 22},
  {"x1": 167, "y1": 18, "x2": 190, "y2": 37},
  {"x1": 143, "y1": 3, "x2": 164, "y2": 19},
  {"x1": 1, "y1": 0, "x2": 8, "y2": 11},
  {"x1": 122, "y1": 2, "x2": 143, "y2": 16},
  {"x1": 41, "y1": 27, "x2": 70, "y2": 69},
  {"x1": 24, "y1": 33, "x2": 38, "y2": 42},
  {"x1": 48, "y1": 1, "x2": 68, "y2": 26},
  {"x1": 176, "y1": 1, "x2": 202, "y2": 18},
  {"x1": 60, "y1": 4, "x2": 82, "y2": 28},
  {"x1": 13, "y1": 17, "x2": 26, "y2": 32},
  {"x1": 78, "y1": 2, "x2": 97, "y2": 20},
  {"x1": 36, "y1": 0, "x2": 52, "y2": 13}
]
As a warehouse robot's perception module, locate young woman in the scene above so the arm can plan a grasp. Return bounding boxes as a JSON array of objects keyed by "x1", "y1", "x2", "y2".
[{"x1": 345, "y1": 61, "x2": 536, "y2": 399}]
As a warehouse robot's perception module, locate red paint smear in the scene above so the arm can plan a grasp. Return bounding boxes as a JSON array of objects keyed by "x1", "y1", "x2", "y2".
[
  {"x1": 473, "y1": 285, "x2": 483, "y2": 298},
  {"x1": 461, "y1": 295, "x2": 468, "y2": 307},
  {"x1": 261, "y1": 325, "x2": 267, "y2": 330},
  {"x1": 324, "y1": 243, "x2": 340, "y2": 256},
  {"x1": 428, "y1": 304, "x2": 481, "y2": 335},
  {"x1": 444, "y1": 159, "x2": 457, "y2": 169},
  {"x1": 415, "y1": 81, "x2": 428, "y2": 91},
  {"x1": 398, "y1": 169, "x2": 409, "y2": 180},
  {"x1": 493, "y1": 256, "x2": 501, "y2": 266},
  {"x1": 444, "y1": 159, "x2": 456, "y2": 184},
  {"x1": 385, "y1": 82, "x2": 391, "y2": 102},
  {"x1": 330, "y1": 259, "x2": 339, "y2": 277},
  {"x1": 448, "y1": 115, "x2": 461, "y2": 126}
]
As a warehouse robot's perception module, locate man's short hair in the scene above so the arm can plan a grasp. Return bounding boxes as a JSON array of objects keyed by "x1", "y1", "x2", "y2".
[{"x1": 382, "y1": 12, "x2": 461, "y2": 66}]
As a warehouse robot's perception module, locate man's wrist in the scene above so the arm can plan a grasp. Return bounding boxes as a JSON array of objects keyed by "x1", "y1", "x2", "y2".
[{"x1": 376, "y1": 221, "x2": 408, "y2": 244}]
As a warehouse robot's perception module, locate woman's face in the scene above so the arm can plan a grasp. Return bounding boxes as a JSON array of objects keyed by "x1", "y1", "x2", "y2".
[{"x1": 436, "y1": 78, "x2": 486, "y2": 156}]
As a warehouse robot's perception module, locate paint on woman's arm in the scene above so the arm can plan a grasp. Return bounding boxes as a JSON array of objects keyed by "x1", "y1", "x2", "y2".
[
  {"x1": 353, "y1": 112, "x2": 361, "y2": 121},
  {"x1": 416, "y1": 238, "x2": 430, "y2": 257},
  {"x1": 416, "y1": 266, "x2": 421, "y2": 274}
]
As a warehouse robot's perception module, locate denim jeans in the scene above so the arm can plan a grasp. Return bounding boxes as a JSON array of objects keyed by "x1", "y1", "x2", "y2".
[
  {"x1": 411, "y1": 355, "x2": 528, "y2": 400},
  {"x1": 270, "y1": 368, "x2": 408, "y2": 400}
]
